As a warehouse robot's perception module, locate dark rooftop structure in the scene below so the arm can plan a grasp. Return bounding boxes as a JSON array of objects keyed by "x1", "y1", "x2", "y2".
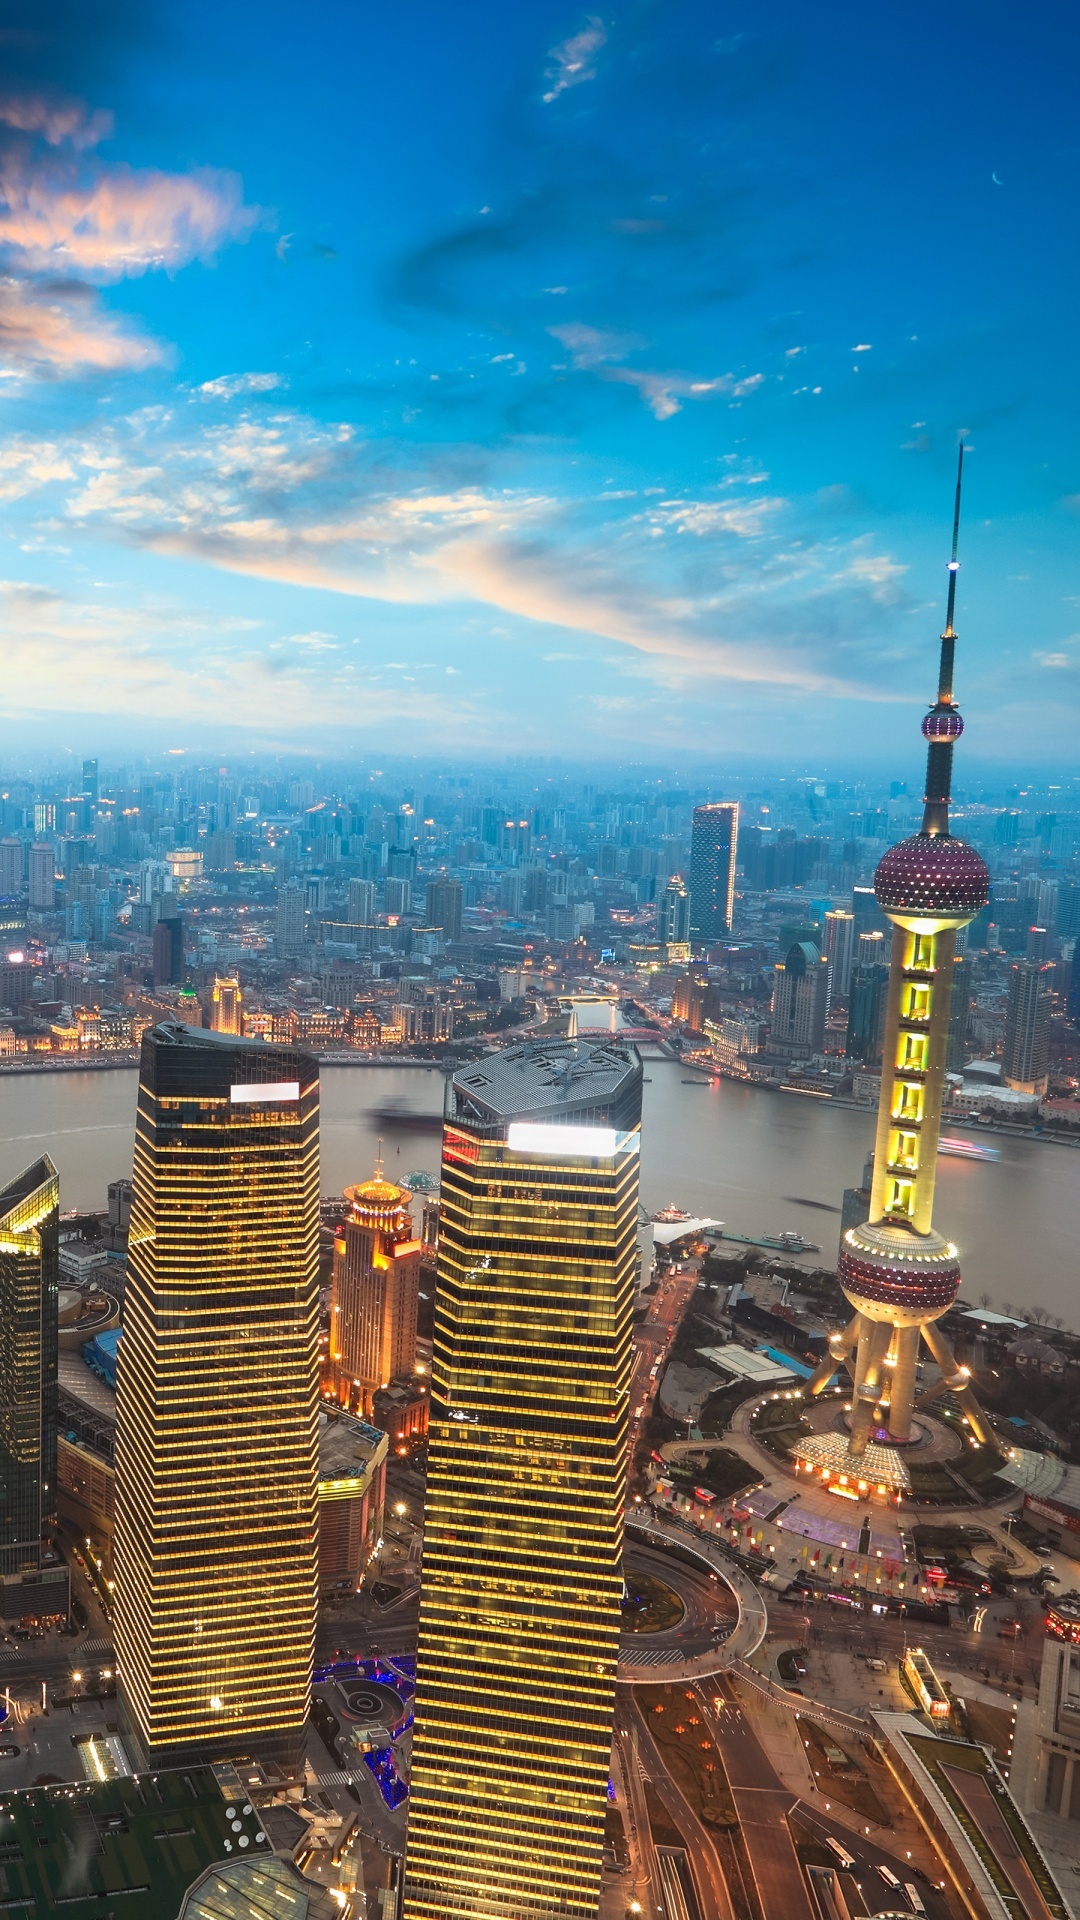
[
  {"x1": 448, "y1": 1037, "x2": 642, "y2": 1133},
  {"x1": 0, "y1": 1765, "x2": 321, "y2": 1919}
]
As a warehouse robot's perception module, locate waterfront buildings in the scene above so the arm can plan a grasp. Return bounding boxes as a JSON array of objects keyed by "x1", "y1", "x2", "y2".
[
  {"x1": 688, "y1": 800, "x2": 739, "y2": 943},
  {"x1": 1003, "y1": 958, "x2": 1052, "y2": 1093},
  {"x1": 0, "y1": 1157, "x2": 59, "y2": 1573},
  {"x1": 326, "y1": 1166, "x2": 422, "y2": 1418},
  {"x1": 403, "y1": 1037, "x2": 643, "y2": 1920},
  {"x1": 806, "y1": 451, "x2": 1002, "y2": 1456},
  {"x1": 113, "y1": 1022, "x2": 319, "y2": 1771}
]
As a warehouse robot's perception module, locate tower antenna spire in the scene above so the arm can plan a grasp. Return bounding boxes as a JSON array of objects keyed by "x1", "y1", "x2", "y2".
[{"x1": 921, "y1": 442, "x2": 968, "y2": 835}]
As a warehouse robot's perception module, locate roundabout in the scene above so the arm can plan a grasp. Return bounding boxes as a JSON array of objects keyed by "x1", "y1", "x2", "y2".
[{"x1": 617, "y1": 1525, "x2": 761, "y2": 1683}]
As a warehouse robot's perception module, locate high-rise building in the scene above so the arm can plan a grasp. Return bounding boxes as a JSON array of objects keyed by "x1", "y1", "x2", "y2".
[
  {"x1": 659, "y1": 874, "x2": 690, "y2": 956},
  {"x1": 81, "y1": 759, "x2": 99, "y2": 810},
  {"x1": 688, "y1": 802, "x2": 739, "y2": 944},
  {"x1": 327, "y1": 1166, "x2": 422, "y2": 1418},
  {"x1": 276, "y1": 883, "x2": 306, "y2": 957},
  {"x1": 852, "y1": 883, "x2": 889, "y2": 937},
  {"x1": 806, "y1": 449, "x2": 1003, "y2": 1459},
  {"x1": 114, "y1": 1023, "x2": 319, "y2": 1771},
  {"x1": 0, "y1": 838, "x2": 21, "y2": 897},
  {"x1": 1003, "y1": 959, "x2": 1052, "y2": 1094},
  {"x1": 845, "y1": 930, "x2": 888, "y2": 1065},
  {"x1": 945, "y1": 952, "x2": 973, "y2": 1073},
  {"x1": 823, "y1": 908, "x2": 856, "y2": 1001},
  {"x1": 1026, "y1": 924, "x2": 1053, "y2": 964},
  {"x1": 347, "y1": 877, "x2": 377, "y2": 926},
  {"x1": 424, "y1": 879, "x2": 463, "y2": 945},
  {"x1": 385, "y1": 876, "x2": 412, "y2": 918},
  {"x1": 27, "y1": 843, "x2": 54, "y2": 912},
  {"x1": 0, "y1": 1158, "x2": 59, "y2": 1574},
  {"x1": 403, "y1": 1038, "x2": 643, "y2": 1920},
  {"x1": 210, "y1": 975, "x2": 242, "y2": 1035},
  {"x1": 771, "y1": 941, "x2": 829, "y2": 1056},
  {"x1": 151, "y1": 914, "x2": 183, "y2": 988}
]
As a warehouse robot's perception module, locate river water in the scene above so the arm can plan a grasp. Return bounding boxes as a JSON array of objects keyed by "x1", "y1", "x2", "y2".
[{"x1": 0, "y1": 1060, "x2": 1075, "y2": 1325}]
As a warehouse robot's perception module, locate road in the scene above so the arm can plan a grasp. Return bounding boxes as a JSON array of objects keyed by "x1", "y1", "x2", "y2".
[
  {"x1": 622, "y1": 1691, "x2": 736, "y2": 1920},
  {"x1": 629, "y1": 1264, "x2": 701, "y2": 1464}
]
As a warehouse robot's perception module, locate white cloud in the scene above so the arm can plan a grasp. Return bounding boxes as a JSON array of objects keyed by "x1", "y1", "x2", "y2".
[
  {"x1": 196, "y1": 371, "x2": 284, "y2": 400},
  {"x1": 547, "y1": 320, "x2": 762, "y2": 418},
  {"x1": 542, "y1": 18, "x2": 607, "y2": 103}
]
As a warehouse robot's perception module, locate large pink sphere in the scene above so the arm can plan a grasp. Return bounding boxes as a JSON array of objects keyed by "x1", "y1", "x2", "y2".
[{"x1": 874, "y1": 833, "x2": 989, "y2": 922}]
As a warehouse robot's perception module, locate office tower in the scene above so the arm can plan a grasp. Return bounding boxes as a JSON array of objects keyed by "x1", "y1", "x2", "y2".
[
  {"x1": 347, "y1": 877, "x2": 376, "y2": 926},
  {"x1": 28, "y1": 843, "x2": 54, "y2": 911},
  {"x1": 114, "y1": 1023, "x2": 319, "y2": 1770},
  {"x1": 1026, "y1": 925, "x2": 1052, "y2": 964},
  {"x1": 385, "y1": 876, "x2": 411, "y2": 917},
  {"x1": 806, "y1": 449, "x2": 1002, "y2": 1456},
  {"x1": 659, "y1": 874, "x2": 690, "y2": 956},
  {"x1": 327, "y1": 1166, "x2": 421, "y2": 1418},
  {"x1": 852, "y1": 883, "x2": 890, "y2": 937},
  {"x1": 688, "y1": 801, "x2": 739, "y2": 943},
  {"x1": 945, "y1": 952, "x2": 973, "y2": 1073},
  {"x1": 425, "y1": 879, "x2": 463, "y2": 945},
  {"x1": 770, "y1": 941, "x2": 829, "y2": 1056},
  {"x1": 0, "y1": 838, "x2": 21, "y2": 896},
  {"x1": 276, "y1": 882, "x2": 306, "y2": 957},
  {"x1": 0, "y1": 1158, "x2": 59, "y2": 1573},
  {"x1": 151, "y1": 914, "x2": 183, "y2": 988},
  {"x1": 210, "y1": 975, "x2": 242, "y2": 1035},
  {"x1": 823, "y1": 908, "x2": 856, "y2": 1001},
  {"x1": 1027, "y1": 1595, "x2": 1080, "y2": 1820},
  {"x1": 845, "y1": 930, "x2": 888, "y2": 1065},
  {"x1": 403, "y1": 1038, "x2": 643, "y2": 1920},
  {"x1": 1003, "y1": 959, "x2": 1052, "y2": 1094},
  {"x1": 81, "y1": 758, "x2": 99, "y2": 803}
]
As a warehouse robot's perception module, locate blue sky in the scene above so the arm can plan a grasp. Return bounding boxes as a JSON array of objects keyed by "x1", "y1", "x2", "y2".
[{"x1": 1, "y1": 0, "x2": 1078, "y2": 764}]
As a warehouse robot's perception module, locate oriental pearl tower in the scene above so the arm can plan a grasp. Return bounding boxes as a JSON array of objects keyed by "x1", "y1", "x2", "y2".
[{"x1": 806, "y1": 448, "x2": 1007, "y2": 1465}]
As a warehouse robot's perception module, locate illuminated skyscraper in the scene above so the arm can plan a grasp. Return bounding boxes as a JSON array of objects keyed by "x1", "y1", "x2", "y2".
[
  {"x1": 114, "y1": 1023, "x2": 319, "y2": 1771},
  {"x1": 771, "y1": 940, "x2": 829, "y2": 1055},
  {"x1": 659, "y1": 873, "x2": 690, "y2": 957},
  {"x1": 1003, "y1": 959, "x2": 1052, "y2": 1093},
  {"x1": 823, "y1": 907, "x2": 856, "y2": 1001},
  {"x1": 688, "y1": 801, "x2": 739, "y2": 943},
  {"x1": 0, "y1": 1158, "x2": 59, "y2": 1573},
  {"x1": 209, "y1": 975, "x2": 242, "y2": 1035},
  {"x1": 327, "y1": 1166, "x2": 421, "y2": 1418},
  {"x1": 403, "y1": 1038, "x2": 642, "y2": 1920},
  {"x1": 807, "y1": 450, "x2": 1003, "y2": 1457},
  {"x1": 845, "y1": 930, "x2": 889, "y2": 1066}
]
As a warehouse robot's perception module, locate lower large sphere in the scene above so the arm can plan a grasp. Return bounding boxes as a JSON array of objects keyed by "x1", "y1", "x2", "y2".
[
  {"x1": 874, "y1": 832, "x2": 989, "y2": 925},
  {"x1": 839, "y1": 1221, "x2": 961, "y2": 1328}
]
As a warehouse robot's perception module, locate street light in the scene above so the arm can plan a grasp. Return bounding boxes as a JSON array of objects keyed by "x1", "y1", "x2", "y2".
[{"x1": 394, "y1": 1502, "x2": 407, "y2": 1520}]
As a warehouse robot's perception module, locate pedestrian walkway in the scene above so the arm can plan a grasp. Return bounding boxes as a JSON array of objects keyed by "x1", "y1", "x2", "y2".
[{"x1": 83, "y1": 1638, "x2": 113, "y2": 1657}]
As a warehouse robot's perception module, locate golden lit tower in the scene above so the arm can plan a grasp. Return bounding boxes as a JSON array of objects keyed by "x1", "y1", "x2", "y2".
[
  {"x1": 210, "y1": 975, "x2": 242, "y2": 1035},
  {"x1": 807, "y1": 449, "x2": 1003, "y2": 1457},
  {"x1": 0, "y1": 1158, "x2": 59, "y2": 1573},
  {"x1": 403, "y1": 1038, "x2": 643, "y2": 1920},
  {"x1": 114, "y1": 1023, "x2": 319, "y2": 1772},
  {"x1": 327, "y1": 1163, "x2": 422, "y2": 1417}
]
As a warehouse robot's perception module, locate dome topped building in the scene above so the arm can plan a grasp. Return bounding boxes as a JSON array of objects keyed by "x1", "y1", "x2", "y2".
[{"x1": 805, "y1": 448, "x2": 1005, "y2": 1465}]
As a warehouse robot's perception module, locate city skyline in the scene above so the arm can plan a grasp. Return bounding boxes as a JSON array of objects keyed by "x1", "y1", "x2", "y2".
[{"x1": 1, "y1": 2, "x2": 1078, "y2": 760}]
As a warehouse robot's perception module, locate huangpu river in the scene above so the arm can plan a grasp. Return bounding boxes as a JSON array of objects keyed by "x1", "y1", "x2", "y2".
[{"x1": 0, "y1": 1059, "x2": 1076, "y2": 1327}]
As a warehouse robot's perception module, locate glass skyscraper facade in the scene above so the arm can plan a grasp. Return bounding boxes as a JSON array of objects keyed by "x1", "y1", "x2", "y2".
[
  {"x1": 114, "y1": 1022, "x2": 320, "y2": 1772},
  {"x1": 403, "y1": 1038, "x2": 643, "y2": 1920},
  {"x1": 688, "y1": 800, "x2": 739, "y2": 943},
  {"x1": 0, "y1": 1157, "x2": 59, "y2": 1574}
]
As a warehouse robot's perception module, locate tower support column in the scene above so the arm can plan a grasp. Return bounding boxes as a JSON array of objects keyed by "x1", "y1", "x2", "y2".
[
  {"x1": 849, "y1": 1320, "x2": 893, "y2": 1455},
  {"x1": 886, "y1": 1326, "x2": 920, "y2": 1444}
]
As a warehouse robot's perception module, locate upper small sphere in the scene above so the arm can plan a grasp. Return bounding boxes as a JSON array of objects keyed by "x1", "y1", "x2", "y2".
[
  {"x1": 874, "y1": 832, "x2": 989, "y2": 926},
  {"x1": 922, "y1": 705, "x2": 964, "y2": 742}
]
